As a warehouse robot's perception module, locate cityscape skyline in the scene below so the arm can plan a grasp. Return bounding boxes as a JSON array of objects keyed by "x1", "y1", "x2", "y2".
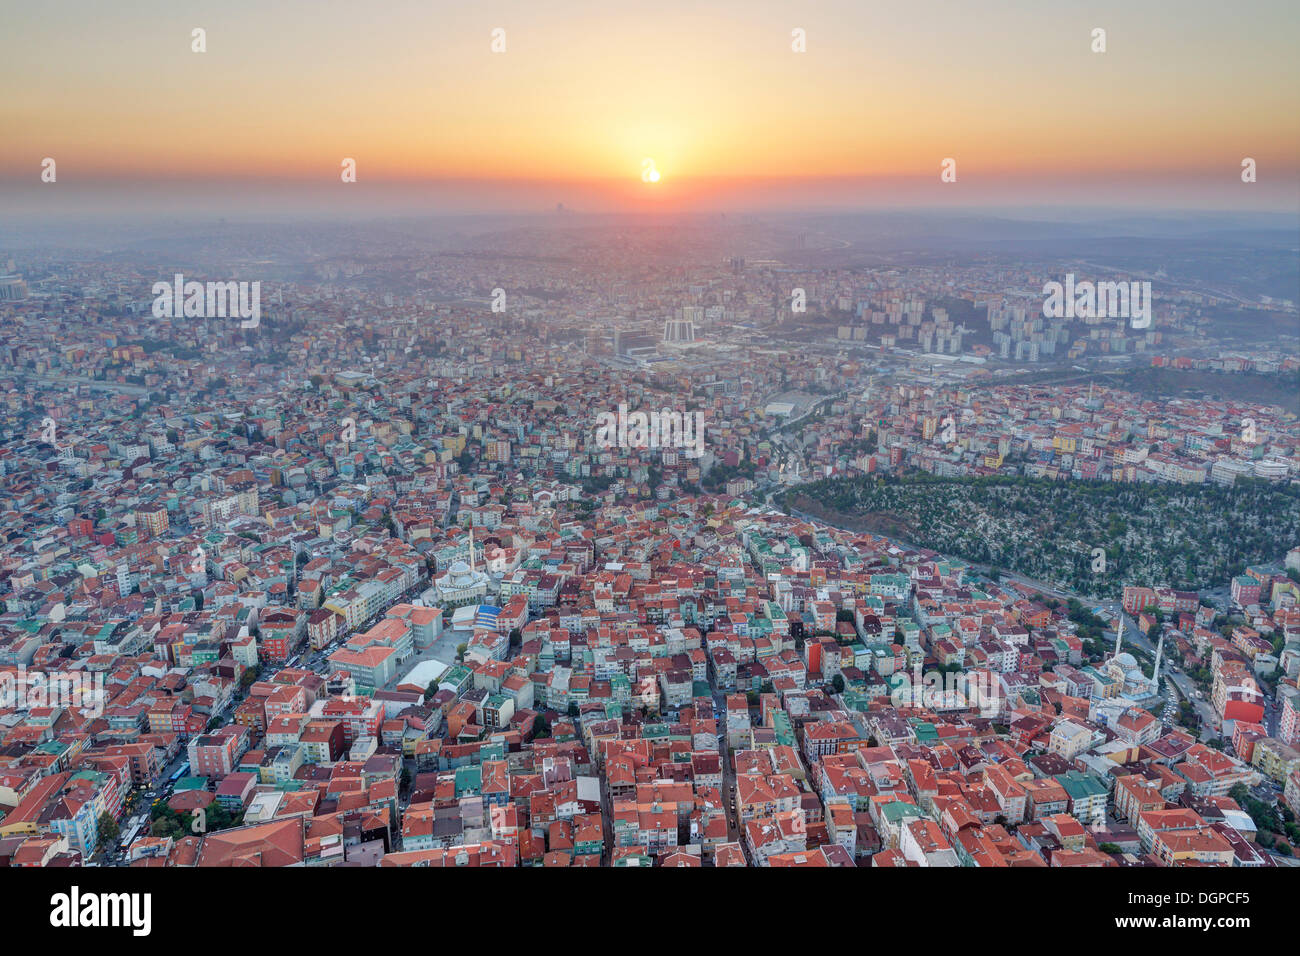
[
  {"x1": 2, "y1": 0, "x2": 1298, "y2": 923},
  {"x1": 3, "y1": 0, "x2": 1299, "y2": 217}
]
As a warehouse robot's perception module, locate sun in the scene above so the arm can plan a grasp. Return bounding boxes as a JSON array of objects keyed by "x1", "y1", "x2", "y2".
[{"x1": 641, "y1": 158, "x2": 662, "y2": 184}]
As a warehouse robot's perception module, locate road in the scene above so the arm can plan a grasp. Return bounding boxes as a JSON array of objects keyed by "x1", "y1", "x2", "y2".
[
  {"x1": 1116, "y1": 611, "x2": 1220, "y2": 741},
  {"x1": 712, "y1": 690, "x2": 745, "y2": 853},
  {"x1": 9, "y1": 370, "x2": 152, "y2": 396}
]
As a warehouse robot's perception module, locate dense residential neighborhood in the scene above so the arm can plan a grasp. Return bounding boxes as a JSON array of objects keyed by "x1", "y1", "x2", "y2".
[
  {"x1": 2, "y1": 247, "x2": 1297, "y2": 870},
  {"x1": 5, "y1": 3, "x2": 1299, "y2": 946}
]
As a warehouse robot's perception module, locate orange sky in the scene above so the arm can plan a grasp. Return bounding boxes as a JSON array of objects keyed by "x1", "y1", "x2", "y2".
[{"x1": 3, "y1": 0, "x2": 1297, "y2": 212}]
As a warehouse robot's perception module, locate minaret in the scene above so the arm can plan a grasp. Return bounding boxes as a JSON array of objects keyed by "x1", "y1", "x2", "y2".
[
  {"x1": 1113, "y1": 617, "x2": 1123, "y2": 659},
  {"x1": 469, "y1": 527, "x2": 476, "y2": 572},
  {"x1": 1152, "y1": 630, "x2": 1165, "y2": 685}
]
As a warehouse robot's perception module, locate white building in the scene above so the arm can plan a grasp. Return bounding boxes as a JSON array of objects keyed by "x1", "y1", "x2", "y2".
[{"x1": 432, "y1": 561, "x2": 490, "y2": 607}]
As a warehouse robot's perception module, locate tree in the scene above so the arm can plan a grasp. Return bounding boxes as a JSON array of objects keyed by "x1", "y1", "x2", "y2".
[
  {"x1": 97, "y1": 812, "x2": 120, "y2": 846},
  {"x1": 184, "y1": 800, "x2": 235, "y2": 834},
  {"x1": 830, "y1": 674, "x2": 845, "y2": 694},
  {"x1": 150, "y1": 813, "x2": 182, "y2": 839}
]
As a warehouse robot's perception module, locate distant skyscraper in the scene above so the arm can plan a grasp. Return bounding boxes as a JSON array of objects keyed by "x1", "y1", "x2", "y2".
[
  {"x1": 663, "y1": 319, "x2": 695, "y2": 343},
  {"x1": 614, "y1": 328, "x2": 658, "y2": 359},
  {"x1": 0, "y1": 274, "x2": 27, "y2": 301}
]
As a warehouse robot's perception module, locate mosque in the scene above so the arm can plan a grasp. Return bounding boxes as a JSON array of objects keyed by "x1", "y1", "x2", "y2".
[
  {"x1": 1102, "y1": 622, "x2": 1164, "y2": 703},
  {"x1": 431, "y1": 529, "x2": 492, "y2": 608}
]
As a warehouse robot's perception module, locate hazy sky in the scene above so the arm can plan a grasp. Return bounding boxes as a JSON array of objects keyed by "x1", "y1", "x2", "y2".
[{"x1": 3, "y1": 0, "x2": 1298, "y2": 216}]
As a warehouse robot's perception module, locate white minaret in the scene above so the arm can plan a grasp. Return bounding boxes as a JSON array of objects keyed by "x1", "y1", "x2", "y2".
[
  {"x1": 1114, "y1": 618, "x2": 1123, "y2": 659},
  {"x1": 469, "y1": 527, "x2": 476, "y2": 572},
  {"x1": 1152, "y1": 630, "x2": 1165, "y2": 684}
]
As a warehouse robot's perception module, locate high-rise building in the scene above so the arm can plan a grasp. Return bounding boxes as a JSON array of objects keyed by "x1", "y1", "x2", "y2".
[
  {"x1": 663, "y1": 319, "x2": 695, "y2": 343},
  {"x1": 613, "y1": 329, "x2": 658, "y2": 357},
  {"x1": 0, "y1": 274, "x2": 27, "y2": 301}
]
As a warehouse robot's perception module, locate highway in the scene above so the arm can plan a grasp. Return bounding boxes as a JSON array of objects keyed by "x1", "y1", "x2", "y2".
[{"x1": 8, "y1": 370, "x2": 152, "y2": 396}]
